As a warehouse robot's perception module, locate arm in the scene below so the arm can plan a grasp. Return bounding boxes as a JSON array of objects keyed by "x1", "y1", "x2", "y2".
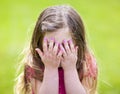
[
  {"x1": 35, "y1": 68, "x2": 59, "y2": 94},
  {"x1": 60, "y1": 40, "x2": 86, "y2": 94},
  {"x1": 34, "y1": 38, "x2": 62, "y2": 94},
  {"x1": 64, "y1": 68, "x2": 86, "y2": 94}
]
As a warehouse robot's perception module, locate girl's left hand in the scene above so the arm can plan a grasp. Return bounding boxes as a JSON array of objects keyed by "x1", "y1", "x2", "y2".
[{"x1": 60, "y1": 40, "x2": 78, "y2": 71}]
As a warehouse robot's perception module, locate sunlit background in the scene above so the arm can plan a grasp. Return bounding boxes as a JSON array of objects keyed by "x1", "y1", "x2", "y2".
[{"x1": 0, "y1": 0, "x2": 120, "y2": 94}]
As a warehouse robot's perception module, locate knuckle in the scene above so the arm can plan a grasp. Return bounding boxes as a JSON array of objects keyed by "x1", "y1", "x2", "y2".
[{"x1": 53, "y1": 50, "x2": 56, "y2": 54}]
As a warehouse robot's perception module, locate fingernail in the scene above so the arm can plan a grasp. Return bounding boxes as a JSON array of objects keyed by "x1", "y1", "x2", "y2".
[
  {"x1": 50, "y1": 37, "x2": 54, "y2": 40},
  {"x1": 63, "y1": 39, "x2": 66, "y2": 43},
  {"x1": 68, "y1": 39, "x2": 71, "y2": 43},
  {"x1": 44, "y1": 37, "x2": 47, "y2": 41}
]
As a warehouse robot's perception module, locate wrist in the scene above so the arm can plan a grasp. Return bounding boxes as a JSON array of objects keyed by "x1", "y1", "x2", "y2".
[
  {"x1": 45, "y1": 66, "x2": 58, "y2": 72},
  {"x1": 44, "y1": 67, "x2": 58, "y2": 81},
  {"x1": 63, "y1": 66, "x2": 77, "y2": 72}
]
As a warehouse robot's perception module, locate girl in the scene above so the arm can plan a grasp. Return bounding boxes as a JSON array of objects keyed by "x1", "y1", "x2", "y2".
[{"x1": 14, "y1": 5, "x2": 98, "y2": 94}]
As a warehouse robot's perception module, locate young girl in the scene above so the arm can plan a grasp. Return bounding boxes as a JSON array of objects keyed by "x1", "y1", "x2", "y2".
[{"x1": 15, "y1": 5, "x2": 98, "y2": 94}]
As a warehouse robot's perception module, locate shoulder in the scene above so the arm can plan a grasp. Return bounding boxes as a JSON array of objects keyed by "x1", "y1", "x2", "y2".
[
  {"x1": 83, "y1": 51, "x2": 98, "y2": 79},
  {"x1": 81, "y1": 51, "x2": 98, "y2": 94},
  {"x1": 25, "y1": 65, "x2": 42, "y2": 94}
]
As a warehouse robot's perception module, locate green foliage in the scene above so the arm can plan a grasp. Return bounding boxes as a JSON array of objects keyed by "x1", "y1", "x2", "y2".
[{"x1": 0, "y1": 0, "x2": 120, "y2": 94}]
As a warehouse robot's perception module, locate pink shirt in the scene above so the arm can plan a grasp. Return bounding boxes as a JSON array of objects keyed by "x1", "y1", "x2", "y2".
[
  {"x1": 28, "y1": 52, "x2": 98, "y2": 94},
  {"x1": 30, "y1": 67, "x2": 66, "y2": 94},
  {"x1": 58, "y1": 67, "x2": 66, "y2": 94}
]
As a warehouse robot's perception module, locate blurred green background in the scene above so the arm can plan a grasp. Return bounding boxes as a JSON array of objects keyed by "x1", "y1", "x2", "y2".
[{"x1": 0, "y1": 0, "x2": 120, "y2": 94}]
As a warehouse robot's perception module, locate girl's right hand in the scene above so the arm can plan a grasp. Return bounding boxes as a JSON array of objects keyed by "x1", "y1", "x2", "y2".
[{"x1": 35, "y1": 38, "x2": 62, "y2": 70}]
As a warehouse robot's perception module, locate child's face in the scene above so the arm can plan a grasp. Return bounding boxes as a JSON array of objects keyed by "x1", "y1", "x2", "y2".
[{"x1": 43, "y1": 27, "x2": 74, "y2": 44}]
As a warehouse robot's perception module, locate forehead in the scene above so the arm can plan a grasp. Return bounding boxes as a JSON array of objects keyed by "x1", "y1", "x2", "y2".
[{"x1": 44, "y1": 27, "x2": 72, "y2": 43}]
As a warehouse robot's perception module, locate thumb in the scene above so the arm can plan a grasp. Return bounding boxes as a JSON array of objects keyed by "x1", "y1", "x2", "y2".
[
  {"x1": 35, "y1": 48, "x2": 43, "y2": 58},
  {"x1": 75, "y1": 46, "x2": 78, "y2": 54}
]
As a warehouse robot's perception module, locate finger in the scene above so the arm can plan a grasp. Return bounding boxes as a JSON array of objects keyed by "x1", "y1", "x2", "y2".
[
  {"x1": 68, "y1": 40, "x2": 75, "y2": 52},
  {"x1": 35, "y1": 48, "x2": 43, "y2": 58},
  {"x1": 53, "y1": 42, "x2": 59, "y2": 55},
  {"x1": 48, "y1": 38, "x2": 54, "y2": 51},
  {"x1": 59, "y1": 44, "x2": 67, "y2": 56},
  {"x1": 43, "y1": 38, "x2": 48, "y2": 52},
  {"x1": 63, "y1": 40, "x2": 71, "y2": 54}
]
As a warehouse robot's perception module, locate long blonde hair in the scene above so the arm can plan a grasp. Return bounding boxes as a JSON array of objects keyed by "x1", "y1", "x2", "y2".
[{"x1": 14, "y1": 5, "x2": 97, "y2": 94}]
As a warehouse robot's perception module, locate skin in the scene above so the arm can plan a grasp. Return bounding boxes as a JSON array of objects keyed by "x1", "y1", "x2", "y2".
[{"x1": 34, "y1": 27, "x2": 86, "y2": 94}]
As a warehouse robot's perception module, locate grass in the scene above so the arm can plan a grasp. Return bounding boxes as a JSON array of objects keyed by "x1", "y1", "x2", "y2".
[{"x1": 0, "y1": 0, "x2": 120, "y2": 94}]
